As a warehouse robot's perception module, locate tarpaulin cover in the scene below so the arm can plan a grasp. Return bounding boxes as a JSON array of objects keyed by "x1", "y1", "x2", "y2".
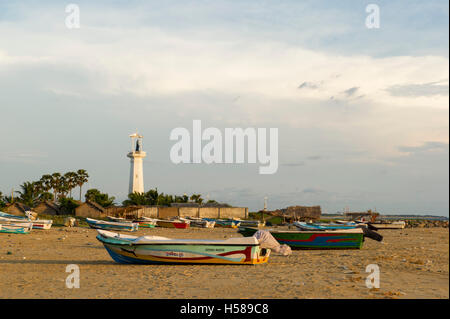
[{"x1": 253, "y1": 230, "x2": 292, "y2": 256}]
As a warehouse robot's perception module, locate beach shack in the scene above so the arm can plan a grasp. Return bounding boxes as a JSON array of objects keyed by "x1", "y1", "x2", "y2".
[
  {"x1": 75, "y1": 200, "x2": 107, "y2": 218},
  {"x1": 4, "y1": 202, "x2": 30, "y2": 217},
  {"x1": 33, "y1": 201, "x2": 60, "y2": 216}
]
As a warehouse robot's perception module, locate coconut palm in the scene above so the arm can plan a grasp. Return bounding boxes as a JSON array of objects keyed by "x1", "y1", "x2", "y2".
[
  {"x1": 16, "y1": 181, "x2": 40, "y2": 207},
  {"x1": 75, "y1": 169, "x2": 89, "y2": 201},
  {"x1": 39, "y1": 174, "x2": 53, "y2": 194},
  {"x1": 64, "y1": 171, "x2": 78, "y2": 198},
  {"x1": 50, "y1": 172, "x2": 63, "y2": 200},
  {"x1": 190, "y1": 194, "x2": 203, "y2": 205},
  {"x1": 123, "y1": 192, "x2": 148, "y2": 206}
]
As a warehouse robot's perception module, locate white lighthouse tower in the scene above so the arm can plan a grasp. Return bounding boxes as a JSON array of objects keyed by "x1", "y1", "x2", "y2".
[{"x1": 127, "y1": 132, "x2": 146, "y2": 194}]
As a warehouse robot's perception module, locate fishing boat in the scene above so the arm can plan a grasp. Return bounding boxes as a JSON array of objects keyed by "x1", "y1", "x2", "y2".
[
  {"x1": 0, "y1": 217, "x2": 53, "y2": 230},
  {"x1": 107, "y1": 216, "x2": 133, "y2": 223},
  {"x1": 31, "y1": 219, "x2": 53, "y2": 230},
  {"x1": 0, "y1": 211, "x2": 29, "y2": 220},
  {"x1": 368, "y1": 221, "x2": 406, "y2": 230},
  {"x1": 294, "y1": 222, "x2": 382, "y2": 241},
  {"x1": 155, "y1": 219, "x2": 190, "y2": 229},
  {"x1": 237, "y1": 220, "x2": 266, "y2": 228},
  {"x1": 0, "y1": 211, "x2": 52, "y2": 230},
  {"x1": 133, "y1": 217, "x2": 157, "y2": 228},
  {"x1": 86, "y1": 218, "x2": 139, "y2": 231},
  {"x1": 238, "y1": 227, "x2": 366, "y2": 249},
  {"x1": 203, "y1": 218, "x2": 241, "y2": 228},
  {"x1": 294, "y1": 221, "x2": 363, "y2": 231},
  {"x1": 0, "y1": 222, "x2": 33, "y2": 234},
  {"x1": 181, "y1": 217, "x2": 215, "y2": 228},
  {"x1": 96, "y1": 229, "x2": 270, "y2": 265}
]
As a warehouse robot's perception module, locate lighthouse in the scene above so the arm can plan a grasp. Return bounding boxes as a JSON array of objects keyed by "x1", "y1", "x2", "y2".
[{"x1": 127, "y1": 132, "x2": 146, "y2": 194}]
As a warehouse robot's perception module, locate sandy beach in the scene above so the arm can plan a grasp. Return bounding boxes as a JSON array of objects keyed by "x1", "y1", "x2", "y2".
[{"x1": 0, "y1": 226, "x2": 448, "y2": 299}]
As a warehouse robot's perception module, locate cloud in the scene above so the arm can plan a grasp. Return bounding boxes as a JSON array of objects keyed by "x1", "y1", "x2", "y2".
[
  {"x1": 398, "y1": 141, "x2": 448, "y2": 154},
  {"x1": 0, "y1": 151, "x2": 48, "y2": 164},
  {"x1": 342, "y1": 86, "x2": 359, "y2": 97},
  {"x1": 281, "y1": 162, "x2": 305, "y2": 167},
  {"x1": 306, "y1": 155, "x2": 326, "y2": 161},
  {"x1": 302, "y1": 187, "x2": 324, "y2": 194},
  {"x1": 387, "y1": 80, "x2": 449, "y2": 97},
  {"x1": 298, "y1": 81, "x2": 319, "y2": 89}
]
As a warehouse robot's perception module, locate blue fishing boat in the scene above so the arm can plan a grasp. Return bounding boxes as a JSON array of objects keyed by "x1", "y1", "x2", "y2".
[
  {"x1": 0, "y1": 211, "x2": 29, "y2": 220},
  {"x1": 86, "y1": 218, "x2": 138, "y2": 232},
  {"x1": 293, "y1": 222, "x2": 382, "y2": 242},
  {"x1": 97, "y1": 230, "x2": 270, "y2": 265},
  {"x1": 294, "y1": 221, "x2": 361, "y2": 231},
  {"x1": 0, "y1": 222, "x2": 32, "y2": 234}
]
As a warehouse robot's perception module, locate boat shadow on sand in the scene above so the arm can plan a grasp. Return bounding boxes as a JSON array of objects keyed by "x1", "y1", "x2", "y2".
[{"x1": 0, "y1": 259, "x2": 115, "y2": 265}]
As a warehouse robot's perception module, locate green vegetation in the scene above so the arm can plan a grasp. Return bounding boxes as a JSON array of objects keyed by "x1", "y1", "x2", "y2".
[
  {"x1": 0, "y1": 169, "x2": 90, "y2": 209},
  {"x1": 123, "y1": 189, "x2": 203, "y2": 206},
  {"x1": 85, "y1": 189, "x2": 116, "y2": 207},
  {"x1": 121, "y1": 189, "x2": 228, "y2": 207},
  {"x1": 59, "y1": 197, "x2": 80, "y2": 214},
  {"x1": 1, "y1": 171, "x2": 229, "y2": 211},
  {"x1": 0, "y1": 191, "x2": 7, "y2": 208}
]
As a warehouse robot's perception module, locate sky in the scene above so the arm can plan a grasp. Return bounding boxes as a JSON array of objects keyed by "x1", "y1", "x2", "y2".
[{"x1": 0, "y1": 0, "x2": 448, "y2": 215}]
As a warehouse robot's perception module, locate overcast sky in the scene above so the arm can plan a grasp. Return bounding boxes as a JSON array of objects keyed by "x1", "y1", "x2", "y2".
[{"x1": 0, "y1": 1, "x2": 448, "y2": 215}]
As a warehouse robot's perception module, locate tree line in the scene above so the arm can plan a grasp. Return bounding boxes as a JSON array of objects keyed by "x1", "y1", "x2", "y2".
[
  {"x1": 122, "y1": 190, "x2": 220, "y2": 206},
  {"x1": 0, "y1": 169, "x2": 225, "y2": 212},
  {"x1": 0, "y1": 169, "x2": 89, "y2": 209}
]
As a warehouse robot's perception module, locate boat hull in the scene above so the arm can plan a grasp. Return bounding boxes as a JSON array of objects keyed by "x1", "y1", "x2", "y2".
[
  {"x1": 239, "y1": 227, "x2": 364, "y2": 250},
  {"x1": 135, "y1": 221, "x2": 156, "y2": 228},
  {"x1": 203, "y1": 218, "x2": 240, "y2": 228},
  {"x1": 86, "y1": 218, "x2": 138, "y2": 232},
  {"x1": 31, "y1": 220, "x2": 53, "y2": 230},
  {"x1": 97, "y1": 233, "x2": 269, "y2": 265},
  {"x1": 156, "y1": 220, "x2": 189, "y2": 229},
  {"x1": 369, "y1": 222, "x2": 405, "y2": 229},
  {"x1": 0, "y1": 223, "x2": 32, "y2": 234}
]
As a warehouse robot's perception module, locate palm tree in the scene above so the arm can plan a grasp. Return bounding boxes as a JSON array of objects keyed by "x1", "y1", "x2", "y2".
[
  {"x1": 145, "y1": 189, "x2": 159, "y2": 205},
  {"x1": 190, "y1": 194, "x2": 203, "y2": 205},
  {"x1": 0, "y1": 191, "x2": 6, "y2": 208},
  {"x1": 16, "y1": 182, "x2": 40, "y2": 207},
  {"x1": 50, "y1": 173, "x2": 62, "y2": 200},
  {"x1": 123, "y1": 192, "x2": 148, "y2": 206},
  {"x1": 39, "y1": 174, "x2": 53, "y2": 195},
  {"x1": 64, "y1": 171, "x2": 78, "y2": 198},
  {"x1": 75, "y1": 169, "x2": 89, "y2": 201}
]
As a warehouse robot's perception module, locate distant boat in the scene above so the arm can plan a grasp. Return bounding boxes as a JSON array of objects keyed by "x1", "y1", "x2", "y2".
[
  {"x1": 203, "y1": 218, "x2": 241, "y2": 228},
  {"x1": 238, "y1": 227, "x2": 366, "y2": 249},
  {"x1": 107, "y1": 216, "x2": 133, "y2": 223},
  {"x1": 0, "y1": 212, "x2": 52, "y2": 230},
  {"x1": 30, "y1": 219, "x2": 53, "y2": 230},
  {"x1": 96, "y1": 229, "x2": 271, "y2": 265},
  {"x1": 237, "y1": 220, "x2": 266, "y2": 228},
  {"x1": 0, "y1": 222, "x2": 33, "y2": 234},
  {"x1": 0, "y1": 211, "x2": 29, "y2": 220},
  {"x1": 133, "y1": 217, "x2": 158, "y2": 228},
  {"x1": 368, "y1": 221, "x2": 406, "y2": 230},
  {"x1": 155, "y1": 219, "x2": 190, "y2": 229},
  {"x1": 181, "y1": 217, "x2": 215, "y2": 228},
  {"x1": 86, "y1": 218, "x2": 138, "y2": 232}
]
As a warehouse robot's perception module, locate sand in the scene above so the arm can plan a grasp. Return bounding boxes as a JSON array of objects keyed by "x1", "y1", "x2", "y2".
[{"x1": 0, "y1": 226, "x2": 448, "y2": 299}]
